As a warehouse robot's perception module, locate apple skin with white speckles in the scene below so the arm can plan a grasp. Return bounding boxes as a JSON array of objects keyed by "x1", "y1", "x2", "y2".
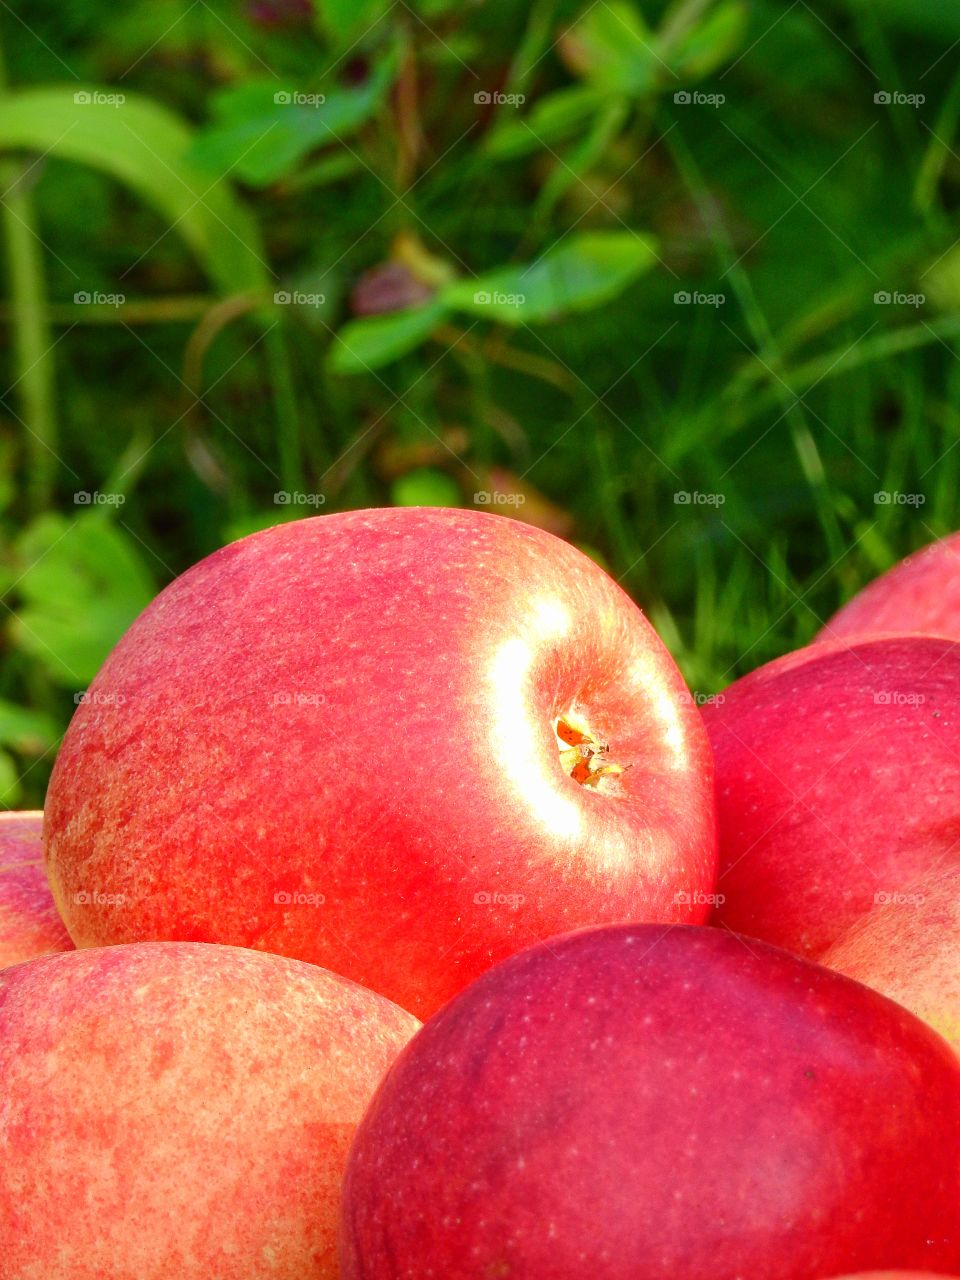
[
  {"x1": 0, "y1": 810, "x2": 73, "y2": 969},
  {"x1": 702, "y1": 635, "x2": 960, "y2": 960},
  {"x1": 0, "y1": 940, "x2": 419, "y2": 1279},
  {"x1": 339, "y1": 924, "x2": 960, "y2": 1280},
  {"x1": 818, "y1": 530, "x2": 960, "y2": 643},
  {"x1": 43, "y1": 508, "x2": 716, "y2": 1019}
]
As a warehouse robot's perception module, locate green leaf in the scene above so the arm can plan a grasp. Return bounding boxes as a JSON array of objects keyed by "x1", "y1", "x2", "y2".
[
  {"x1": 443, "y1": 232, "x2": 658, "y2": 326},
  {"x1": 557, "y1": 0, "x2": 746, "y2": 97},
  {"x1": 0, "y1": 751, "x2": 23, "y2": 808},
  {"x1": 391, "y1": 469, "x2": 461, "y2": 507},
  {"x1": 667, "y1": 1, "x2": 747, "y2": 81},
  {"x1": 485, "y1": 86, "x2": 608, "y2": 159},
  {"x1": 0, "y1": 87, "x2": 268, "y2": 295},
  {"x1": 9, "y1": 514, "x2": 156, "y2": 688},
  {"x1": 559, "y1": 3, "x2": 661, "y2": 96},
  {"x1": 328, "y1": 299, "x2": 447, "y2": 374},
  {"x1": 924, "y1": 245, "x2": 960, "y2": 312},
  {"x1": 0, "y1": 700, "x2": 59, "y2": 756},
  {"x1": 188, "y1": 60, "x2": 395, "y2": 187},
  {"x1": 533, "y1": 98, "x2": 629, "y2": 222},
  {"x1": 315, "y1": 0, "x2": 390, "y2": 43}
]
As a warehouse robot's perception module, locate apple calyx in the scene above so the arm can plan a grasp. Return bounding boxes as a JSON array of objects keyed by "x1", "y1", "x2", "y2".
[{"x1": 555, "y1": 714, "x2": 629, "y2": 788}]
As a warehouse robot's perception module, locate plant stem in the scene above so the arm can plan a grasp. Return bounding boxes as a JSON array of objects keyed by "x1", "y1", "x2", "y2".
[
  {"x1": 0, "y1": 28, "x2": 58, "y2": 512},
  {"x1": 265, "y1": 325, "x2": 303, "y2": 493},
  {"x1": 1, "y1": 169, "x2": 58, "y2": 507},
  {"x1": 0, "y1": 162, "x2": 57, "y2": 512}
]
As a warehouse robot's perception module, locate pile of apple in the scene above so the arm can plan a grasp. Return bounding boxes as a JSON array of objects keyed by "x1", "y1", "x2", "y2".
[{"x1": 3, "y1": 508, "x2": 960, "y2": 1279}]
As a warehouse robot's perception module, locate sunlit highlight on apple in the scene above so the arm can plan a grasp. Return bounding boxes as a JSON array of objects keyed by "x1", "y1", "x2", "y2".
[
  {"x1": 629, "y1": 650, "x2": 687, "y2": 767},
  {"x1": 488, "y1": 596, "x2": 582, "y2": 842}
]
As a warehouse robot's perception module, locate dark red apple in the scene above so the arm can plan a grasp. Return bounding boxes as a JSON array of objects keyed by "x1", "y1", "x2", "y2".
[
  {"x1": 0, "y1": 940, "x2": 419, "y2": 1278},
  {"x1": 44, "y1": 509, "x2": 716, "y2": 1018},
  {"x1": 340, "y1": 924, "x2": 960, "y2": 1279},
  {"x1": 820, "y1": 531, "x2": 960, "y2": 642},
  {"x1": 821, "y1": 863, "x2": 960, "y2": 1054},
  {"x1": 704, "y1": 634, "x2": 960, "y2": 958},
  {"x1": 0, "y1": 810, "x2": 72, "y2": 968}
]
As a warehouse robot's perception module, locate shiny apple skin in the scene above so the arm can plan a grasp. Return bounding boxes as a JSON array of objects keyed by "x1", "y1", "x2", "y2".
[
  {"x1": 340, "y1": 924, "x2": 960, "y2": 1279},
  {"x1": 819, "y1": 531, "x2": 960, "y2": 642},
  {"x1": 0, "y1": 810, "x2": 72, "y2": 968},
  {"x1": 704, "y1": 634, "x2": 960, "y2": 959},
  {"x1": 44, "y1": 508, "x2": 716, "y2": 1018},
  {"x1": 0, "y1": 940, "x2": 419, "y2": 1279}
]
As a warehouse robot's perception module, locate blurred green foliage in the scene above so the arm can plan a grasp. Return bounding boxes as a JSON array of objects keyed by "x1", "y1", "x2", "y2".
[{"x1": 1, "y1": 0, "x2": 959, "y2": 806}]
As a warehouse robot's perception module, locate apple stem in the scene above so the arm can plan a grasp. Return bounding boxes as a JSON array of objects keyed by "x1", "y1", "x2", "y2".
[{"x1": 555, "y1": 714, "x2": 630, "y2": 787}]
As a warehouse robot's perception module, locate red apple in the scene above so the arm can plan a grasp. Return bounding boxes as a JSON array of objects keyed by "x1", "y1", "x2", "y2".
[
  {"x1": 821, "y1": 1273, "x2": 960, "y2": 1279},
  {"x1": 0, "y1": 809, "x2": 72, "y2": 968},
  {"x1": 820, "y1": 531, "x2": 960, "y2": 642},
  {"x1": 340, "y1": 923, "x2": 960, "y2": 1279},
  {"x1": 821, "y1": 863, "x2": 960, "y2": 1054},
  {"x1": 44, "y1": 508, "x2": 716, "y2": 1018},
  {"x1": 0, "y1": 940, "x2": 419, "y2": 1278},
  {"x1": 703, "y1": 634, "x2": 960, "y2": 959}
]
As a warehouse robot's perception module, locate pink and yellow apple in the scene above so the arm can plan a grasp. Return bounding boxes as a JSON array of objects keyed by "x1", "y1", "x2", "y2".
[
  {"x1": 821, "y1": 863, "x2": 960, "y2": 1054},
  {"x1": 340, "y1": 923, "x2": 960, "y2": 1278},
  {"x1": 820, "y1": 531, "x2": 960, "y2": 642},
  {"x1": 44, "y1": 509, "x2": 716, "y2": 1018},
  {"x1": 820, "y1": 1273, "x2": 960, "y2": 1279},
  {"x1": 0, "y1": 940, "x2": 419, "y2": 1278},
  {"x1": 0, "y1": 809, "x2": 72, "y2": 968},
  {"x1": 704, "y1": 634, "x2": 960, "y2": 958}
]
